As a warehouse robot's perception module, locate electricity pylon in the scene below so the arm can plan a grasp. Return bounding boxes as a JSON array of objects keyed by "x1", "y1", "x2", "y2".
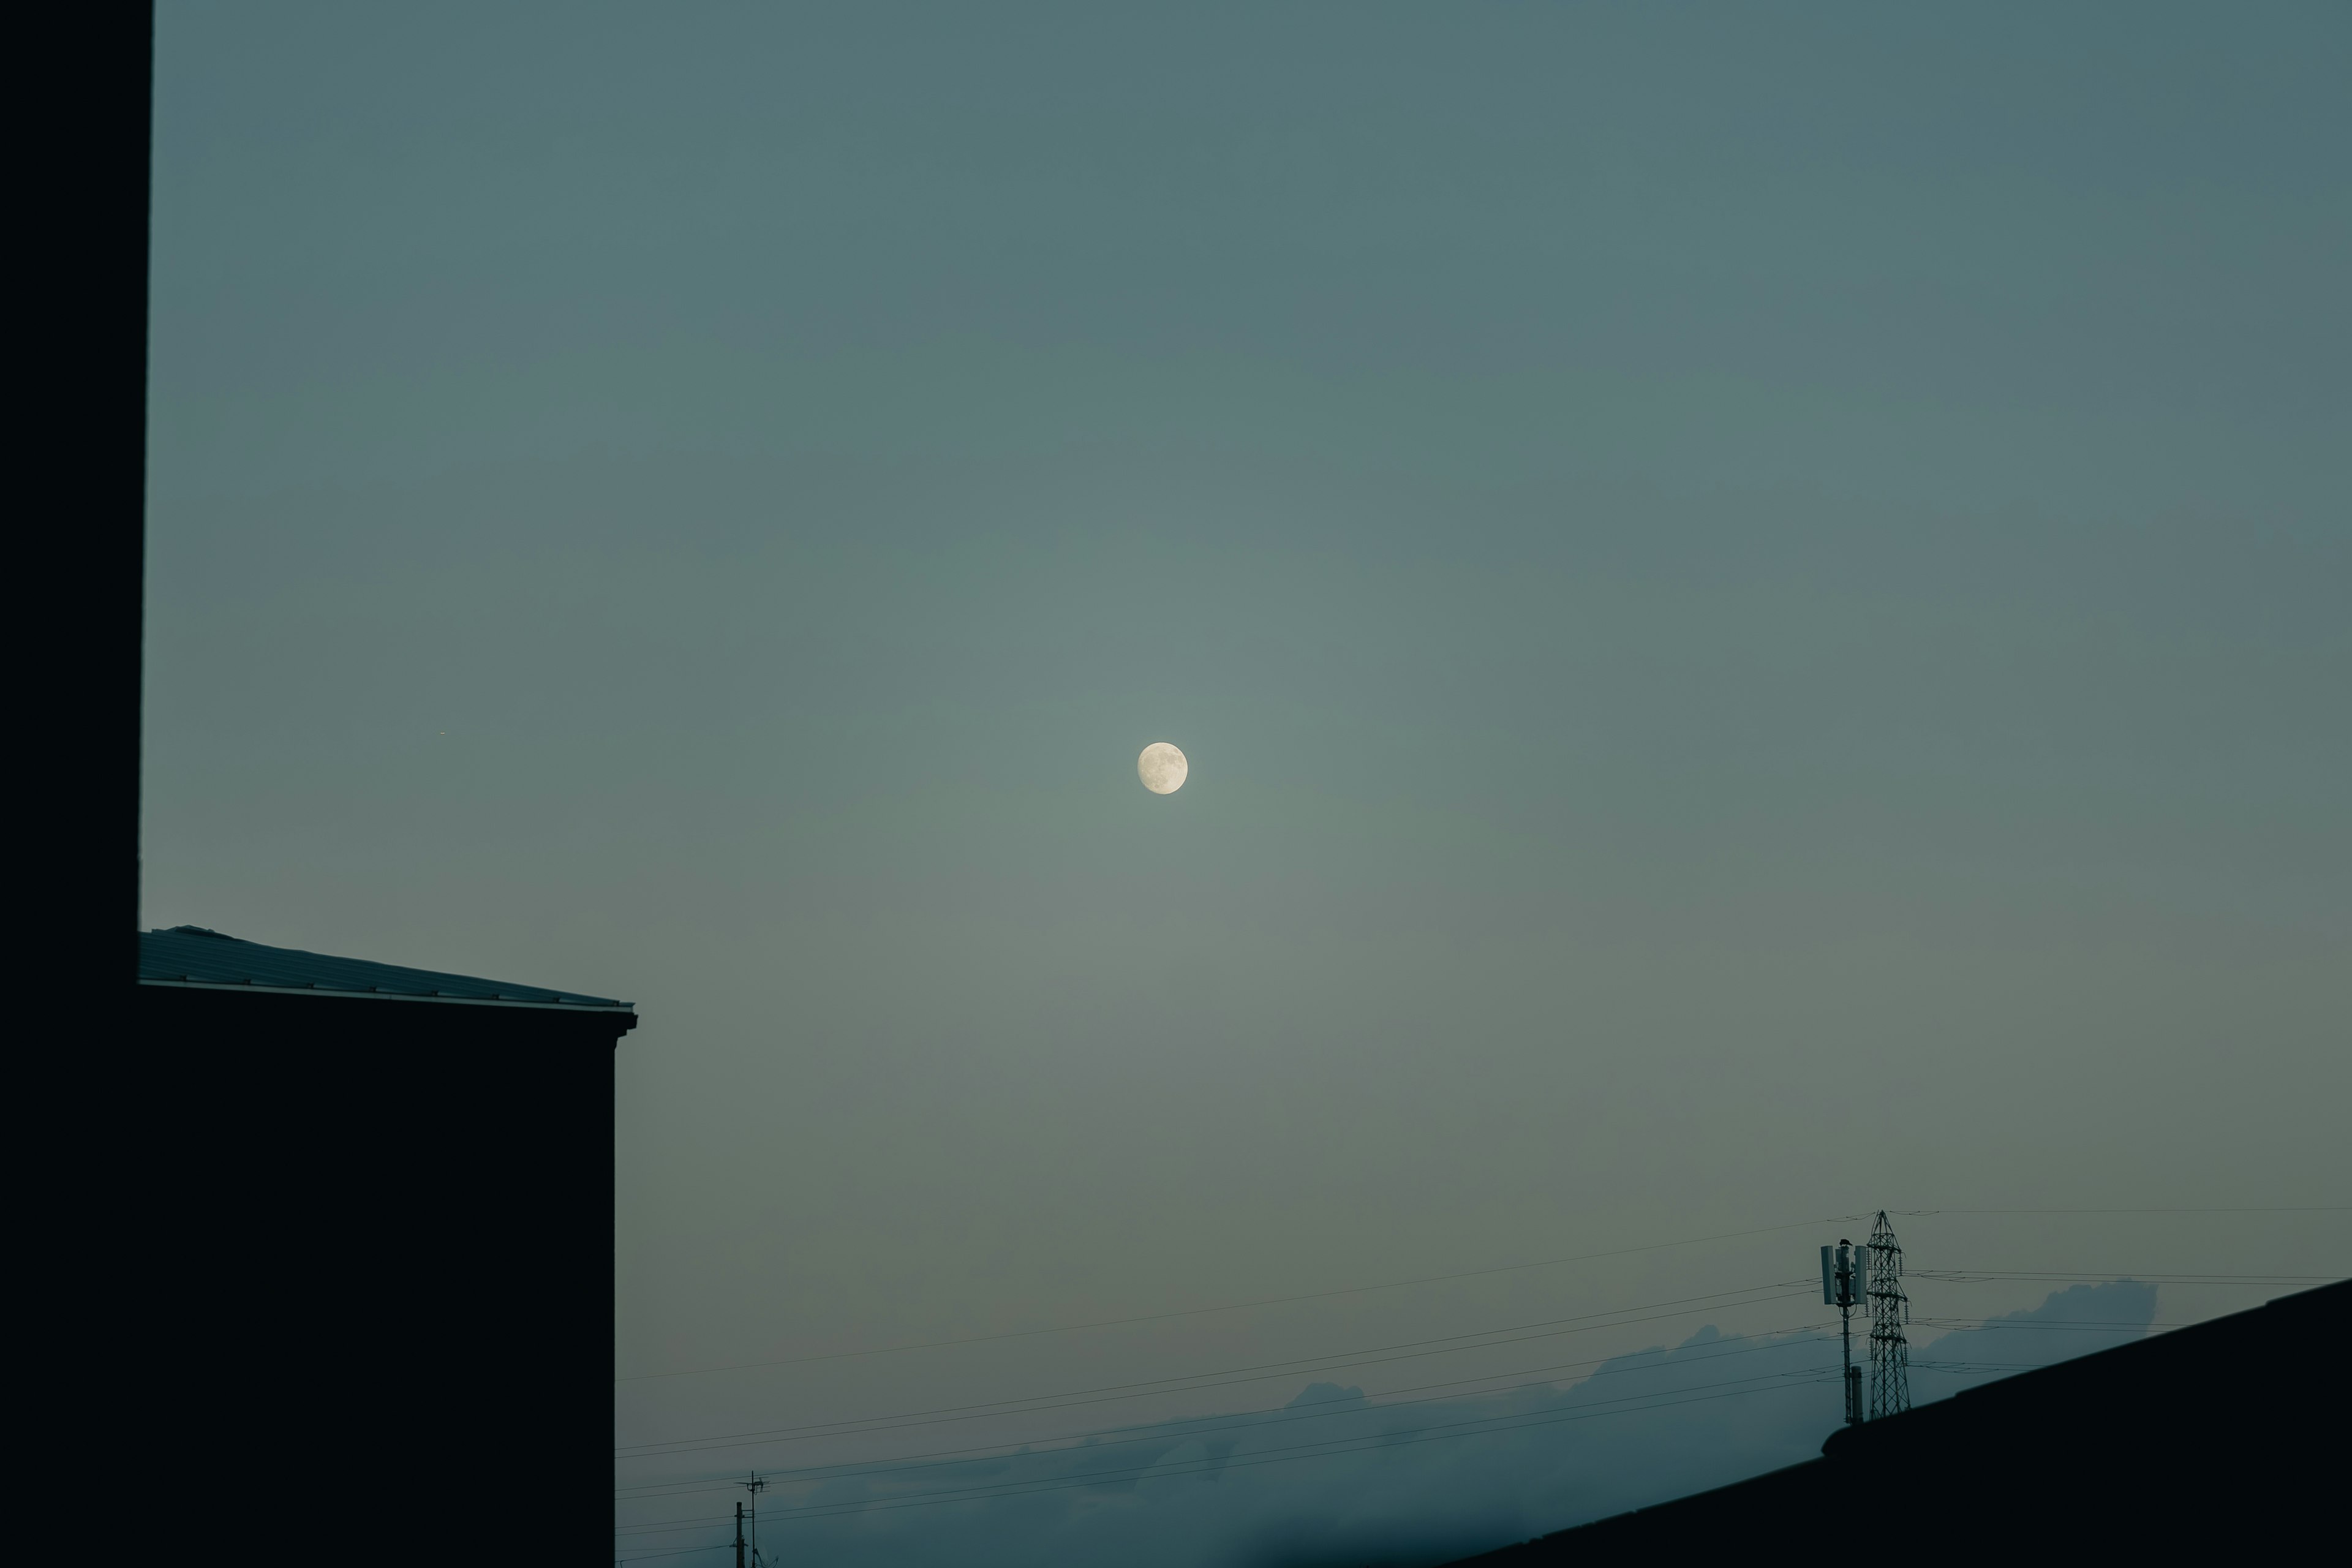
[{"x1": 1867, "y1": 1210, "x2": 1912, "y2": 1418}]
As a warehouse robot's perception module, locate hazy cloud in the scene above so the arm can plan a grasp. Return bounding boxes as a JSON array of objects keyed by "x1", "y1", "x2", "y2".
[{"x1": 618, "y1": 1284, "x2": 2157, "y2": 1567}]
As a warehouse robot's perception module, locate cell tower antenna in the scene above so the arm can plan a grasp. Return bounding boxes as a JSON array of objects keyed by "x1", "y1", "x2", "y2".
[
  {"x1": 1867, "y1": 1210, "x2": 1911, "y2": 1418},
  {"x1": 1820, "y1": 1235, "x2": 1865, "y2": 1425},
  {"x1": 741, "y1": 1473, "x2": 769, "y2": 1567}
]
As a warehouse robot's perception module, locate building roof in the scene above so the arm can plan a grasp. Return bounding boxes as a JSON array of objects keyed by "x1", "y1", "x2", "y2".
[
  {"x1": 1446, "y1": 1278, "x2": 2346, "y2": 1561},
  {"x1": 138, "y1": 925, "x2": 631, "y2": 1012}
]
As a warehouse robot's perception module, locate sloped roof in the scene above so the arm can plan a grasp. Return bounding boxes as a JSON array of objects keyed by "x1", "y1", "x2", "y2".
[
  {"x1": 1446, "y1": 1280, "x2": 2346, "y2": 1561},
  {"x1": 138, "y1": 925, "x2": 630, "y2": 1011}
]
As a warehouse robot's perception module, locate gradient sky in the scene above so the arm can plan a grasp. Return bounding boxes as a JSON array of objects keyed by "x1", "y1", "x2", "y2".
[{"x1": 144, "y1": 5, "x2": 2347, "y2": 1553}]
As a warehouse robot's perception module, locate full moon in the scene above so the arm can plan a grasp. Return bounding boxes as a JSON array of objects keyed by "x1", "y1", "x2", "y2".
[{"x1": 1138, "y1": 741, "x2": 1188, "y2": 794}]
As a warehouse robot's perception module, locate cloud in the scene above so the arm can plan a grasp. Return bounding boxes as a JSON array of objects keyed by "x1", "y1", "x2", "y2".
[
  {"x1": 1906, "y1": 1280, "x2": 2158, "y2": 1407},
  {"x1": 620, "y1": 1286, "x2": 2159, "y2": 1567}
]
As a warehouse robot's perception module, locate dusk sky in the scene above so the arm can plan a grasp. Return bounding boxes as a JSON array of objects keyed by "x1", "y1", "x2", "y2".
[{"x1": 142, "y1": 6, "x2": 2346, "y2": 1560}]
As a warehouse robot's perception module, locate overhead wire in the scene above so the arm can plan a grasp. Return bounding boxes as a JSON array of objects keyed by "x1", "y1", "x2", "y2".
[
  {"x1": 670, "y1": 1368, "x2": 1847, "y2": 1532},
  {"x1": 616, "y1": 1214, "x2": 1874, "y2": 1384},
  {"x1": 616, "y1": 1321, "x2": 1844, "y2": 1503},
  {"x1": 609, "y1": 1225, "x2": 2348, "y2": 1558},
  {"x1": 1910, "y1": 1269, "x2": 2333, "y2": 1278},
  {"x1": 614, "y1": 1363, "x2": 1844, "y2": 1540},
  {"x1": 620, "y1": 1303, "x2": 2246, "y2": 1527},
  {"x1": 617, "y1": 1279, "x2": 1815, "y2": 1460},
  {"x1": 1891, "y1": 1205, "x2": 2351, "y2": 1217},
  {"x1": 1909, "y1": 1317, "x2": 2193, "y2": 1332},
  {"x1": 612, "y1": 1242, "x2": 2346, "y2": 1554},
  {"x1": 615, "y1": 1208, "x2": 2346, "y2": 1401},
  {"x1": 617, "y1": 1267, "x2": 2343, "y2": 1479},
  {"x1": 730, "y1": 1289, "x2": 2309, "y2": 1528}
]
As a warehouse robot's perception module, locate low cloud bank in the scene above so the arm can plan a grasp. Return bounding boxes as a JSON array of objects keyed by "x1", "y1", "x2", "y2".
[
  {"x1": 1907, "y1": 1280, "x2": 2157, "y2": 1406},
  {"x1": 628, "y1": 1284, "x2": 2155, "y2": 1567}
]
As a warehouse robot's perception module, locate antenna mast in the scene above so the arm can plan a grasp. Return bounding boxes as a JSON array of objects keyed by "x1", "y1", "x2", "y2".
[
  {"x1": 1867, "y1": 1210, "x2": 1911, "y2": 1417},
  {"x1": 1821, "y1": 1237, "x2": 1865, "y2": 1425},
  {"x1": 740, "y1": 1473, "x2": 769, "y2": 1567}
]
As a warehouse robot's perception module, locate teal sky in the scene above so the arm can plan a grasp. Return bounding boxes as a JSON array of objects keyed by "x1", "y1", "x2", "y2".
[{"x1": 144, "y1": 4, "x2": 2346, "y2": 1516}]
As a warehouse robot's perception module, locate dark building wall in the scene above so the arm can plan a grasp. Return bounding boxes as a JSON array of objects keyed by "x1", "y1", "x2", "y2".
[
  {"x1": 144, "y1": 985, "x2": 627, "y2": 1562},
  {"x1": 28, "y1": 7, "x2": 152, "y2": 1553}
]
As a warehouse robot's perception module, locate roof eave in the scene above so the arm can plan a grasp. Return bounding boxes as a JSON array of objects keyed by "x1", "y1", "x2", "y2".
[{"x1": 137, "y1": 976, "x2": 635, "y2": 1015}]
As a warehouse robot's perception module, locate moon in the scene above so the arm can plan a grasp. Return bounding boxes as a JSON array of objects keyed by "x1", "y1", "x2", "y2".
[{"x1": 1138, "y1": 741, "x2": 1188, "y2": 795}]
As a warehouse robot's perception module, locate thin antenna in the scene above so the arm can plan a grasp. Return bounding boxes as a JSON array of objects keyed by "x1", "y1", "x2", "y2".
[
  {"x1": 1867, "y1": 1210, "x2": 1912, "y2": 1417},
  {"x1": 741, "y1": 1473, "x2": 769, "y2": 1567}
]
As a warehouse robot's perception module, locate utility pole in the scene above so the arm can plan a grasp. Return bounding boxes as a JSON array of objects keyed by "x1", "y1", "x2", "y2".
[
  {"x1": 1867, "y1": 1210, "x2": 1912, "y2": 1417},
  {"x1": 740, "y1": 1473, "x2": 768, "y2": 1567},
  {"x1": 1821, "y1": 1237, "x2": 1866, "y2": 1425}
]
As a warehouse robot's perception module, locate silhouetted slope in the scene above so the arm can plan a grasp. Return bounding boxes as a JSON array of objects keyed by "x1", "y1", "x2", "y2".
[{"x1": 1449, "y1": 1280, "x2": 2345, "y2": 1559}]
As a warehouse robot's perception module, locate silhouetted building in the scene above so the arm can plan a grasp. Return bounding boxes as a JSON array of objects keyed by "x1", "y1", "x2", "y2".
[
  {"x1": 1449, "y1": 1280, "x2": 2343, "y2": 1561},
  {"x1": 139, "y1": 925, "x2": 634, "y2": 1562}
]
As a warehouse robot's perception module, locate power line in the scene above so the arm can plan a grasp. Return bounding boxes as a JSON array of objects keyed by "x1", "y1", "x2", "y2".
[
  {"x1": 618, "y1": 1264, "x2": 2343, "y2": 1473},
  {"x1": 617, "y1": 1280, "x2": 1815, "y2": 1460},
  {"x1": 617, "y1": 1333, "x2": 1829, "y2": 1503},
  {"x1": 615, "y1": 1207, "x2": 2349, "y2": 1388},
  {"x1": 616, "y1": 1516, "x2": 742, "y2": 1543},
  {"x1": 615, "y1": 1364, "x2": 1844, "y2": 1541},
  {"x1": 616, "y1": 1263, "x2": 2345, "y2": 1553},
  {"x1": 744, "y1": 1370, "x2": 1844, "y2": 1528},
  {"x1": 616, "y1": 1324, "x2": 1843, "y2": 1502},
  {"x1": 1892, "y1": 1207, "x2": 2350, "y2": 1216},
  {"x1": 616, "y1": 1215, "x2": 1870, "y2": 1384},
  {"x1": 680, "y1": 1284, "x2": 2317, "y2": 1534},
  {"x1": 1909, "y1": 1270, "x2": 2341, "y2": 1284},
  {"x1": 625, "y1": 1278, "x2": 2314, "y2": 1513},
  {"x1": 619, "y1": 1284, "x2": 1816, "y2": 1463},
  {"x1": 614, "y1": 1240, "x2": 2348, "y2": 1553},
  {"x1": 1907, "y1": 1317, "x2": 2195, "y2": 1332}
]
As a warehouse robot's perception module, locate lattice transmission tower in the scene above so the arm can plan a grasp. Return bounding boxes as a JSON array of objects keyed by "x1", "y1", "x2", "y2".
[{"x1": 1866, "y1": 1210, "x2": 1911, "y2": 1418}]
